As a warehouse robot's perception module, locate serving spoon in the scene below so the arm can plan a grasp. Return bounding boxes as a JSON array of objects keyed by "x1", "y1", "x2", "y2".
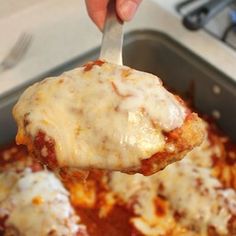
[{"x1": 100, "y1": 0, "x2": 123, "y2": 65}]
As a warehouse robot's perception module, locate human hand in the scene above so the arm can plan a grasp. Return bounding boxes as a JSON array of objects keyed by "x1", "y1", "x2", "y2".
[{"x1": 85, "y1": 0, "x2": 142, "y2": 30}]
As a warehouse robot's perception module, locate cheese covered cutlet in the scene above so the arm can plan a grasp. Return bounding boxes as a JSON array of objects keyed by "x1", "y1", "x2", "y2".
[{"x1": 13, "y1": 61, "x2": 205, "y2": 175}]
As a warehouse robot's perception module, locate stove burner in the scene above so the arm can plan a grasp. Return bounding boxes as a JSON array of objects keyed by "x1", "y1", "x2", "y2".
[{"x1": 177, "y1": 0, "x2": 236, "y2": 50}]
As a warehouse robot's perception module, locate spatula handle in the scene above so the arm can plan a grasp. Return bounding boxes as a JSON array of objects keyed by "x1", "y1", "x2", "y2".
[{"x1": 100, "y1": 0, "x2": 124, "y2": 65}]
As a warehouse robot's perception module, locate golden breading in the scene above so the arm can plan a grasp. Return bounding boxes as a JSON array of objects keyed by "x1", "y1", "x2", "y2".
[{"x1": 140, "y1": 113, "x2": 205, "y2": 175}]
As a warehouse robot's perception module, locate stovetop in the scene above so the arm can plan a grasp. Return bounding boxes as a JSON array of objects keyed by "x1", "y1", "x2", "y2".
[{"x1": 177, "y1": 0, "x2": 236, "y2": 49}]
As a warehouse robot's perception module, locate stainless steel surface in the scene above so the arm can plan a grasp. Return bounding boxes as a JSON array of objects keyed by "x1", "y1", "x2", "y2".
[
  {"x1": 100, "y1": 0, "x2": 123, "y2": 65},
  {"x1": 177, "y1": 0, "x2": 236, "y2": 49},
  {"x1": 1, "y1": 30, "x2": 236, "y2": 145},
  {"x1": 0, "y1": 33, "x2": 32, "y2": 72},
  {"x1": 182, "y1": 0, "x2": 235, "y2": 31}
]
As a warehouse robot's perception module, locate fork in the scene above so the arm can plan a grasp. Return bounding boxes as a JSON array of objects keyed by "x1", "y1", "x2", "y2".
[{"x1": 0, "y1": 33, "x2": 32, "y2": 72}]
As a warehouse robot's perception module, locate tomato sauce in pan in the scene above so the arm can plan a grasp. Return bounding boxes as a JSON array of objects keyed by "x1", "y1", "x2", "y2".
[
  {"x1": 76, "y1": 206, "x2": 143, "y2": 236},
  {"x1": 0, "y1": 143, "x2": 144, "y2": 236},
  {"x1": 1, "y1": 116, "x2": 236, "y2": 235}
]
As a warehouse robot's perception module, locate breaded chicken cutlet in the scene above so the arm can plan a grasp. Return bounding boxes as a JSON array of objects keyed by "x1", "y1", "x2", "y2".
[{"x1": 13, "y1": 61, "x2": 205, "y2": 175}]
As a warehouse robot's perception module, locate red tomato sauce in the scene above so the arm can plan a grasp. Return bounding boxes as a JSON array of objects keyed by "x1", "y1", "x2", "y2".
[{"x1": 76, "y1": 206, "x2": 143, "y2": 236}]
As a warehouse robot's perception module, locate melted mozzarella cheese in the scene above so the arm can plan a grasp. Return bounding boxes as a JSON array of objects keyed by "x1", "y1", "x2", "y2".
[
  {"x1": 109, "y1": 157, "x2": 236, "y2": 236},
  {"x1": 13, "y1": 62, "x2": 186, "y2": 170},
  {"x1": 0, "y1": 169, "x2": 84, "y2": 236},
  {"x1": 0, "y1": 171, "x2": 19, "y2": 202},
  {"x1": 156, "y1": 159, "x2": 236, "y2": 235},
  {"x1": 110, "y1": 172, "x2": 177, "y2": 235}
]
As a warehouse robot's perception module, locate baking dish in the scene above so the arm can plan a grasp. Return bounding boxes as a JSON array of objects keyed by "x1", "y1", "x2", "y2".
[{"x1": 0, "y1": 30, "x2": 236, "y2": 236}]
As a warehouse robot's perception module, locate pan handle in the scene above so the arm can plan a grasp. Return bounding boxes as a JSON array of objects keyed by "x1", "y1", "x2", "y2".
[{"x1": 183, "y1": 0, "x2": 235, "y2": 31}]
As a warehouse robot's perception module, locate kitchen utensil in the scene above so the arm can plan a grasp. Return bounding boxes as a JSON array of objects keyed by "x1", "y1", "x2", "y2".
[
  {"x1": 0, "y1": 33, "x2": 32, "y2": 72},
  {"x1": 183, "y1": 0, "x2": 236, "y2": 30},
  {"x1": 100, "y1": 0, "x2": 123, "y2": 65},
  {"x1": 1, "y1": 30, "x2": 236, "y2": 145}
]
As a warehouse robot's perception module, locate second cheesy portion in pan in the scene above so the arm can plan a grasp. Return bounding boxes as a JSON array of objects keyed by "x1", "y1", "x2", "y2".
[{"x1": 13, "y1": 61, "x2": 204, "y2": 175}]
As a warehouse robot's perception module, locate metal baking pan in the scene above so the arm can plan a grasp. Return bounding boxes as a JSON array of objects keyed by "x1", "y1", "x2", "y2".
[{"x1": 0, "y1": 30, "x2": 236, "y2": 146}]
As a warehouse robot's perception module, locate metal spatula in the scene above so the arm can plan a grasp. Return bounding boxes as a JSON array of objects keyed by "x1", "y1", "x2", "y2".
[{"x1": 100, "y1": 0, "x2": 124, "y2": 65}]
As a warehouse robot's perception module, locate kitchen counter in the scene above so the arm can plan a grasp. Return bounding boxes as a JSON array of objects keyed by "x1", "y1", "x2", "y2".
[{"x1": 0, "y1": 0, "x2": 236, "y2": 98}]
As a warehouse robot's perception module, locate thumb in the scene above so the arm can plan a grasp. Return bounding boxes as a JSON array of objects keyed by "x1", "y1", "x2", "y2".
[{"x1": 116, "y1": 0, "x2": 142, "y2": 22}]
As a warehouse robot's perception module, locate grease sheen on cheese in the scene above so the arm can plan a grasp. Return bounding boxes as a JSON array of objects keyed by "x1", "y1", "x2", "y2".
[
  {"x1": 13, "y1": 62, "x2": 186, "y2": 170},
  {"x1": 109, "y1": 149, "x2": 236, "y2": 235},
  {"x1": 109, "y1": 168, "x2": 236, "y2": 236},
  {"x1": 0, "y1": 169, "x2": 82, "y2": 236}
]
